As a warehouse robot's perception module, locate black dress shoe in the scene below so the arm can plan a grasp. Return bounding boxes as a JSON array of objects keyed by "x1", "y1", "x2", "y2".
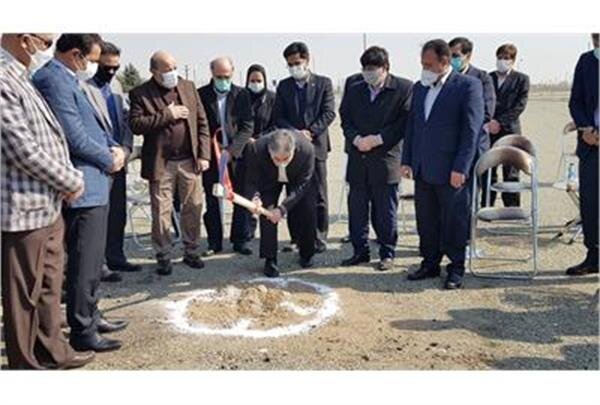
[
  {"x1": 100, "y1": 266, "x2": 122, "y2": 283},
  {"x1": 444, "y1": 269, "x2": 464, "y2": 290},
  {"x1": 315, "y1": 242, "x2": 327, "y2": 254},
  {"x1": 70, "y1": 333, "x2": 122, "y2": 353},
  {"x1": 183, "y1": 254, "x2": 205, "y2": 269},
  {"x1": 444, "y1": 278, "x2": 463, "y2": 290},
  {"x1": 340, "y1": 235, "x2": 351, "y2": 244},
  {"x1": 377, "y1": 258, "x2": 394, "y2": 271},
  {"x1": 202, "y1": 247, "x2": 223, "y2": 257},
  {"x1": 59, "y1": 351, "x2": 96, "y2": 369},
  {"x1": 341, "y1": 253, "x2": 370, "y2": 267},
  {"x1": 263, "y1": 259, "x2": 280, "y2": 278},
  {"x1": 156, "y1": 259, "x2": 173, "y2": 275},
  {"x1": 109, "y1": 261, "x2": 142, "y2": 272},
  {"x1": 566, "y1": 260, "x2": 599, "y2": 276},
  {"x1": 97, "y1": 318, "x2": 128, "y2": 334},
  {"x1": 299, "y1": 256, "x2": 314, "y2": 268},
  {"x1": 407, "y1": 265, "x2": 441, "y2": 281},
  {"x1": 233, "y1": 243, "x2": 253, "y2": 256}
]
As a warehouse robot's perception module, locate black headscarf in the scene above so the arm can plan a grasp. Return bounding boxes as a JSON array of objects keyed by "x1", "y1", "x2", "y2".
[{"x1": 246, "y1": 64, "x2": 268, "y2": 101}]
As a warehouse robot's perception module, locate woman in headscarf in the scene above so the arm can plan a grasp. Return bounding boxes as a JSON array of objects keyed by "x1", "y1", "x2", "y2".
[
  {"x1": 246, "y1": 64, "x2": 275, "y2": 139},
  {"x1": 243, "y1": 64, "x2": 276, "y2": 242}
]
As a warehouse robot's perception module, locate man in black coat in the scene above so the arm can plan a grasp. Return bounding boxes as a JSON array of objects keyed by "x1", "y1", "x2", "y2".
[
  {"x1": 566, "y1": 33, "x2": 599, "y2": 276},
  {"x1": 339, "y1": 46, "x2": 413, "y2": 271},
  {"x1": 272, "y1": 41, "x2": 336, "y2": 253},
  {"x1": 245, "y1": 129, "x2": 317, "y2": 277},
  {"x1": 485, "y1": 43, "x2": 530, "y2": 207},
  {"x1": 198, "y1": 57, "x2": 254, "y2": 256},
  {"x1": 449, "y1": 37, "x2": 496, "y2": 158}
]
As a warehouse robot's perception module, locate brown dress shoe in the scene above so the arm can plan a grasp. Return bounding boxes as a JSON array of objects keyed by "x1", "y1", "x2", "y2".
[{"x1": 58, "y1": 351, "x2": 96, "y2": 370}]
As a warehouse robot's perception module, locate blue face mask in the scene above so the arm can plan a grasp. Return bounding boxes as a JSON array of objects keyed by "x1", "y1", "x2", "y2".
[
  {"x1": 214, "y1": 78, "x2": 232, "y2": 93},
  {"x1": 594, "y1": 48, "x2": 600, "y2": 60},
  {"x1": 450, "y1": 56, "x2": 464, "y2": 72}
]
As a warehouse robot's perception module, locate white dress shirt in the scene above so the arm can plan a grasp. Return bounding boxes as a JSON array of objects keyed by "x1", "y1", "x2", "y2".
[
  {"x1": 424, "y1": 68, "x2": 452, "y2": 121},
  {"x1": 216, "y1": 90, "x2": 228, "y2": 147}
]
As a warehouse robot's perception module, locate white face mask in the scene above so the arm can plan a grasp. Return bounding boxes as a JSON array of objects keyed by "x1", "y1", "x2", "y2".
[
  {"x1": 288, "y1": 64, "x2": 308, "y2": 81},
  {"x1": 420, "y1": 69, "x2": 440, "y2": 87},
  {"x1": 496, "y1": 59, "x2": 513, "y2": 74},
  {"x1": 76, "y1": 60, "x2": 98, "y2": 81},
  {"x1": 27, "y1": 44, "x2": 53, "y2": 74},
  {"x1": 362, "y1": 68, "x2": 385, "y2": 87},
  {"x1": 248, "y1": 81, "x2": 265, "y2": 94},
  {"x1": 161, "y1": 69, "x2": 179, "y2": 89}
]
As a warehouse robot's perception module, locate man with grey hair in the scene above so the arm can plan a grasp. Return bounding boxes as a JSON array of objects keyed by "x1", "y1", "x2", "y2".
[
  {"x1": 245, "y1": 129, "x2": 317, "y2": 277},
  {"x1": 198, "y1": 56, "x2": 254, "y2": 257}
]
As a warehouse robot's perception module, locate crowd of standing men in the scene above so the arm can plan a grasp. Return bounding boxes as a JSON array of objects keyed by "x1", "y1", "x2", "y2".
[{"x1": 1, "y1": 32, "x2": 598, "y2": 369}]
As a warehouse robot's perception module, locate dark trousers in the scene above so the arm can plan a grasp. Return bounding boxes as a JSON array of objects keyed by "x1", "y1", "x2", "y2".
[
  {"x1": 287, "y1": 159, "x2": 328, "y2": 245},
  {"x1": 105, "y1": 169, "x2": 128, "y2": 266},
  {"x1": 481, "y1": 132, "x2": 520, "y2": 207},
  {"x1": 230, "y1": 155, "x2": 254, "y2": 245},
  {"x1": 348, "y1": 182, "x2": 398, "y2": 260},
  {"x1": 414, "y1": 177, "x2": 470, "y2": 273},
  {"x1": 1, "y1": 217, "x2": 75, "y2": 369},
  {"x1": 64, "y1": 204, "x2": 109, "y2": 337},
  {"x1": 259, "y1": 181, "x2": 317, "y2": 261},
  {"x1": 202, "y1": 158, "x2": 249, "y2": 250},
  {"x1": 579, "y1": 149, "x2": 599, "y2": 264}
]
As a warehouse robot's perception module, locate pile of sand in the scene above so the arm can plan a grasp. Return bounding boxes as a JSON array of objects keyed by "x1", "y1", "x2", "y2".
[{"x1": 186, "y1": 283, "x2": 323, "y2": 330}]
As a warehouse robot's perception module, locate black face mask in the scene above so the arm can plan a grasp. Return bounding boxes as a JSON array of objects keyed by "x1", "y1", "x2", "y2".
[{"x1": 95, "y1": 65, "x2": 118, "y2": 85}]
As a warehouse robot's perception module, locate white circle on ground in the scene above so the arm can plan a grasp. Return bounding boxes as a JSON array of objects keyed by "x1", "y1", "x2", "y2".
[{"x1": 165, "y1": 277, "x2": 340, "y2": 338}]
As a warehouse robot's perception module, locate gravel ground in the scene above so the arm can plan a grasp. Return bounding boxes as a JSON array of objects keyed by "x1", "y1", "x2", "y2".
[{"x1": 82, "y1": 92, "x2": 599, "y2": 370}]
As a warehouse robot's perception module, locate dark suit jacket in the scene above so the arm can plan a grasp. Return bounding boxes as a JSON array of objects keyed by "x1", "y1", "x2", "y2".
[
  {"x1": 339, "y1": 74, "x2": 413, "y2": 185},
  {"x1": 244, "y1": 131, "x2": 315, "y2": 214},
  {"x1": 250, "y1": 89, "x2": 276, "y2": 138},
  {"x1": 465, "y1": 64, "x2": 496, "y2": 156},
  {"x1": 490, "y1": 69, "x2": 530, "y2": 135},
  {"x1": 569, "y1": 50, "x2": 599, "y2": 159},
  {"x1": 128, "y1": 77, "x2": 211, "y2": 181},
  {"x1": 402, "y1": 71, "x2": 484, "y2": 185},
  {"x1": 272, "y1": 73, "x2": 336, "y2": 161},
  {"x1": 197, "y1": 82, "x2": 254, "y2": 159}
]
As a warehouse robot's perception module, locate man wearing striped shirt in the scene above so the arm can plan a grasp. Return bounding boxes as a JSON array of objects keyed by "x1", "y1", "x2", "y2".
[{"x1": 1, "y1": 33, "x2": 94, "y2": 369}]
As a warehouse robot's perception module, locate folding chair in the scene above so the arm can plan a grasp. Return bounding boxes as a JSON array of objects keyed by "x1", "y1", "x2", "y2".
[
  {"x1": 125, "y1": 145, "x2": 181, "y2": 250},
  {"x1": 483, "y1": 134, "x2": 536, "y2": 207},
  {"x1": 551, "y1": 122, "x2": 582, "y2": 243},
  {"x1": 398, "y1": 178, "x2": 415, "y2": 233},
  {"x1": 469, "y1": 146, "x2": 539, "y2": 279}
]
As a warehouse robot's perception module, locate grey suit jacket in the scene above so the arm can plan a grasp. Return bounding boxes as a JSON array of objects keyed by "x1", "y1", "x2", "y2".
[{"x1": 81, "y1": 78, "x2": 134, "y2": 151}]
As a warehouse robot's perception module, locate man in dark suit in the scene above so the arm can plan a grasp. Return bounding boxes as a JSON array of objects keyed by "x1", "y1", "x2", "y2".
[
  {"x1": 198, "y1": 57, "x2": 254, "y2": 256},
  {"x1": 339, "y1": 46, "x2": 413, "y2": 271},
  {"x1": 245, "y1": 129, "x2": 317, "y2": 277},
  {"x1": 33, "y1": 34, "x2": 127, "y2": 352},
  {"x1": 90, "y1": 41, "x2": 141, "y2": 277},
  {"x1": 129, "y1": 50, "x2": 211, "y2": 275},
  {"x1": 449, "y1": 37, "x2": 496, "y2": 158},
  {"x1": 272, "y1": 41, "x2": 336, "y2": 253},
  {"x1": 82, "y1": 41, "x2": 141, "y2": 284},
  {"x1": 566, "y1": 33, "x2": 599, "y2": 276},
  {"x1": 484, "y1": 43, "x2": 530, "y2": 207},
  {"x1": 401, "y1": 39, "x2": 484, "y2": 290}
]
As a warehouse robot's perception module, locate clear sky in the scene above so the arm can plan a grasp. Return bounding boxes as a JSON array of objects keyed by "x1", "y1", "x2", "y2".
[{"x1": 104, "y1": 33, "x2": 594, "y2": 88}]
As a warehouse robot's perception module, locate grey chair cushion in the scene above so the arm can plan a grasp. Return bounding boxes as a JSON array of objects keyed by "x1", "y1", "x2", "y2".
[
  {"x1": 477, "y1": 207, "x2": 530, "y2": 222},
  {"x1": 491, "y1": 181, "x2": 531, "y2": 193}
]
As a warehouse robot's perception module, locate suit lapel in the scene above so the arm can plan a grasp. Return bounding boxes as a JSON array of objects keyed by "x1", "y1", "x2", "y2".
[
  {"x1": 176, "y1": 80, "x2": 195, "y2": 138},
  {"x1": 304, "y1": 75, "x2": 316, "y2": 122},
  {"x1": 82, "y1": 82, "x2": 113, "y2": 132},
  {"x1": 426, "y1": 71, "x2": 457, "y2": 122}
]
